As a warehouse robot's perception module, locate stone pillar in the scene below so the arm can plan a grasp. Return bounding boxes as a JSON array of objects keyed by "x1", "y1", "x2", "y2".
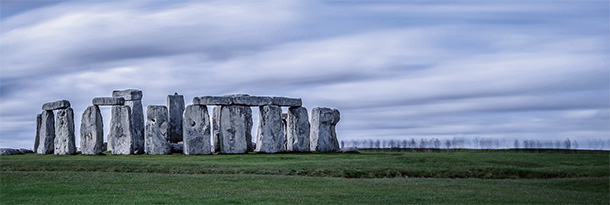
[
  {"x1": 282, "y1": 113, "x2": 287, "y2": 149},
  {"x1": 211, "y1": 106, "x2": 221, "y2": 152},
  {"x1": 54, "y1": 108, "x2": 76, "y2": 155},
  {"x1": 310, "y1": 107, "x2": 340, "y2": 152},
  {"x1": 80, "y1": 105, "x2": 104, "y2": 155},
  {"x1": 255, "y1": 105, "x2": 285, "y2": 153},
  {"x1": 34, "y1": 114, "x2": 41, "y2": 153},
  {"x1": 287, "y1": 107, "x2": 310, "y2": 152},
  {"x1": 167, "y1": 93, "x2": 185, "y2": 143},
  {"x1": 218, "y1": 105, "x2": 252, "y2": 154},
  {"x1": 183, "y1": 104, "x2": 211, "y2": 155},
  {"x1": 113, "y1": 89, "x2": 144, "y2": 154},
  {"x1": 37, "y1": 110, "x2": 55, "y2": 154},
  {"x1": 145, "y1": 105, "x2": 171, "y2": 155},
  {"x1": 108, "y1": 105, "x2": 134, "y2": 155}
]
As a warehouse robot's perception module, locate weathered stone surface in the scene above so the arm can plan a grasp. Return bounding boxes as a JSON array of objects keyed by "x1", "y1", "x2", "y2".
[
  {"x1": 183, "y1": 105, "x2": 212, "y2": 155},
  {"x1": 112, "y1": 89, "x2": 142, "y2": 100},
  {"x1": 287, "y1": 107, "x2": 310, "y2": 152},
  {"x1": 231, "y1": 96, "x2": 272, "y2": 106},
  {"x1": 19, "y1": 148, "x2": 34, "y2": 153},
  {"x1": 212, "y1": 106, "x2": 221, "y2": 152},
  {"x1": 194, "y1": 96, "x2": 232, "y2": 105},
  {"x1": 37, "y1": 110, "x2": 55, "y2": 154},
  {"x1": 54, "y1": 108, "x2": 76, "y2": 155},
  {"x1": 255, "y1": 105, "x2": 285, "y2": 153},
  {"x1": 0, "y1": 148, "x2": 23, "y2": 155},
  {"x1": 92, "y1": 97, "x2": 125, "y2": 106},
  {"x1": 167, "y1": 93, "x2": 184, "y2": 143},
  {"x1": 218, "y1": 105, "x2": 253, "y2": 154},
  {"x1": 42, "y1": 100, "x2": 70, "y2": 110},
  {"x1": 340, "y1": 147, "x2": 360, "y2": 153},
  {"x1": 80, "y1": 105, "x2": 104, "y2": 155},
  {"x1": 145, "y1": 105, "x2": 171, "y2": 155},
  {"x1": 108, "y1": 105, "x2": 134, "y2": 155},
  {"x1": 170, "y1": 142, "x2": 184, "y2": 153},
  {"x1": 34, "y1": 114, "x2": 41, "y2": 153},
  {"x1": 272, "y1": 97, "x2": 302, "y2": 107},
  {"x1": 282, "y1": 113, "x2": 287, "y2": 149},
  {"x1": 310, "y1": 107, "x2": 340, "y2": 152},
  {"x1": 126, "y1": 100, "x2": 145, "y2": 154}
]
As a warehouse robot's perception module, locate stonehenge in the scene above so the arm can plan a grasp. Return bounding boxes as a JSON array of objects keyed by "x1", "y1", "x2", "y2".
[{"x1": 35, "y1": 91, "x2": 342, "y2": 156}]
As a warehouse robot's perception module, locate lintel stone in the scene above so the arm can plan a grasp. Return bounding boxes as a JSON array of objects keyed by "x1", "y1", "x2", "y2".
[
  {"x1": 112, "y1": 89, "x2": 142, "y2": 101},
  {"x1": 193, "y1": 96, "x2": 232, "y2": 105},
  {"x1": 42, "y1": 100, "x2": 70, "y2": 110},
  {"x1": 92, "y1": 97, "x2": 125, "y2": 106},
  {"x1": 272, "y1": 97, "x2": 302, "y2": 107}
]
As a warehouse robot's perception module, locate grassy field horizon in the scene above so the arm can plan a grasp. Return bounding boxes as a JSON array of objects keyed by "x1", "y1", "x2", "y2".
[{"x1": 1, "y1": 150, "x2": 608, "y2": 204}]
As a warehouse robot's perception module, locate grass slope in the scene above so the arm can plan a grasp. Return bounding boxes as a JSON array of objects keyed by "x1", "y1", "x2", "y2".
[{"x1": 1, "y1": 150, "x2": 608, "y2": 204}]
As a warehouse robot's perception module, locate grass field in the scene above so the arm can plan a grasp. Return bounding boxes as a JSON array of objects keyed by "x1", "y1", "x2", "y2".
[{"x1": 1, "y1": 150, "x2": 608, "y2": 204}]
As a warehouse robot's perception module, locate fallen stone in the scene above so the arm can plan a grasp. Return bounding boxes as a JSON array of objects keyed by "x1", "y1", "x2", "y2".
[
  {"x1": 37, "y1": 110, "x2": 55, "y2": 154},
  {"x1": 231, "y1": 96, "x2": 272, "y2": 106},
  {"x1": 183, "y1": 104, "x2": 212, "y2": 155},
  {"x1": 19, "y1": 148, "x2": 34, "y2": 154},
  {"x1": 0, "y1": 148, "x2": 23, "y2": 155},
  {"x1": 287, "y1": 107, "x2": 310, "y2": 152},
  {"x1": 145, "y1": 105, "x2": 171, "y2": 155},
  {"x1": 112, "y1": 89, "x2": 142, "y2": 100},
  {"x1": 92, "y1": 97, "x2": 125, "y2": 106},
  {"x1": 212, "y1": 106, "x2": 221, "y2": 152},
  {"x1": 108, "y1": 105, "x2": 134, "y2": 155},
  {"x1": 310, "y1": 107, "x2": 340, "y2": 152},
  {"x1": 34, "y1": 114, "x2": 41, "y2": 153},
  {"x1": 42, "y1": 100, "x2": 70, "y2": 110},
  {"x1": 255, "y1": 105, "x2": 285, "y2": 153},
  {"x1": 170, "y1": 142, "x2": 184, "y2": 153},
  {"x1": 218, "y1": 105, "x2": 253, "y2": 154},
  {"x1": 272, "y1": 97, "x2": 302, "y2": 107},
  {"x1": 167, "y1": 93, "x2": 184, "y2": 143},
  {"x1": 80, "y1": 105, "x2": 104, "y2": 155},
  {"x1": 54, "y1": 108, "x2": 76, "y2": 155},
  {"x1": 194, "y1": 96, "x2": 232, "y2": 105},
  {"x1": 340, "y1": 147, "x2": 360, "y2": 153}
]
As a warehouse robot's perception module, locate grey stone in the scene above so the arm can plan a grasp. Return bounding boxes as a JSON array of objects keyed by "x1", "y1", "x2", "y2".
[
  {"x1": 212, "y1": 106, "x2": 221, "y2": 152},
  {"x1": 167, "y1": 93, "x2": 184, "y2": 143},
  {"x1": 272, "y1": 97, "x2": 302, "y2": 107},
  {"x1": 231, "y1": 96, "x2": 272, "y2": 106},
  {"x1": 287, "y1": 107, "x2": 310, "y2": 152},
  {"x1": 218, "y1": 105, "x2": 253, "y2": 154},
  {"x1": 170, "y1": 142, "x2": 184, "y2": 153},
  {"x1": 54, "y1": 108, "x2": 76, "y2": 155},
  {"x1": 126, "y1": 100, "x2": 145, "y2": 154},
  {"x1": 34, "y1": 114, "x2": 41, "y2": 153},
  {"x1": 255, "y1": 105, "x2": 285, "y2": 153},
  {"x1": 92, "y1": 97, "x2": 125, "y2": 106},
  {"x1": 108, "y1": 105, "x2": 134, "y2": 155},
  {"x1": 183, "y1": 104, "x2": 212, "y2": 155},
  {"x1": 80, "y1": 105, "x2": 104, "y2": 155},
  {"x1": 194, "y1": 96, "x2": 232, "y2": 105},
  {"x1": 112, "y1": 89, "x2": 142, "y2": 100},
  {"x1": 310, "y1": 107, "x2": 340, "y2": 152},
  {"x1": 340, "y1": 147, "x2": 360, "y2": 153},
  {"x1": 145, "y1": 105, "x2": 171, "y2": 155},
  {"x1": 42, "y1": 100, "x2": 70, "y2": 110},
  {"x1": 37, "y1": 110, "x2": 55, "y2": 154},
  {"x1": 0, "y1": 148, "x2": 23, "y2": 155},
  {"x1": 19, "y1": 148, "x2": 34, "y2": 154}
]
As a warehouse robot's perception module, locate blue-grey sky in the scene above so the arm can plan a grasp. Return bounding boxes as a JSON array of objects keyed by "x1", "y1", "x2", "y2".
[{"x1": 1, "y1": 0, "x2": 608, "y2": 149}]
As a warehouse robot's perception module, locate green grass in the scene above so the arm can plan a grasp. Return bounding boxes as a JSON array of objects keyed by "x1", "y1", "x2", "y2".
[{"x1": 1, "y1": 150, "x2": 608, "y2": 204}]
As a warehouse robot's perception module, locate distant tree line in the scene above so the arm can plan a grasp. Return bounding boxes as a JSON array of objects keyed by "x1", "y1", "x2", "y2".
[{"x1": 339, "y1": 137, "x2": 610, "y2": 150}]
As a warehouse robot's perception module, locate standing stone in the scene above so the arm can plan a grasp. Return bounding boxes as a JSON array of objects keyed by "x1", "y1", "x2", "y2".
[
  {"x1": 37, "y1": 110, "x2": 55, "y2": 154},
  {"x1": 212, "y1": 106, "x2": 221, "y2": 152},
  {"x1": 183, "y1": 105, "x2": 211, "y2": 155},
  {"x1": 108, "y1": 105, "x2": 134, "y2": 155},
  {"x1": 113, "y1": 89, "x2": 144, "y2": 154},
  {"x1": 167, "y1": 93, "x2": 185, "y2": 143},
  {"x1": 282, "y1": 113, "x2": 287, "y2": 149},
  {"x1": 145, "y1": 105, "x2": 171, "y2": 155},
  {"x1": 80, "y1": 105, "x2": 104, "y2": 155},
  {"x1": 287, "y1": 107, "x2": 310, "y2": 152},
  {"x1": 34, "y1": 114, "x2": 41, "y2": 153},
  {"x1": 310, "y1": 107, "x2": 340, "y2": 152},
  {"x1": 255, "y1": 105, "x2": 285, "y2": 153},
  {"x1": 54, "y1": 108, "x2": 76, "y2": 155},
  {"x1": 218, "y1": 105, "x2": 252, "y2": 154}
]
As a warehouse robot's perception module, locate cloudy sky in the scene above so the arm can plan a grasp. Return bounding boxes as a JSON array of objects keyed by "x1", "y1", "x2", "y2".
[{"x1": 1, "y1": 0, "x2": 608, "y2": 149}]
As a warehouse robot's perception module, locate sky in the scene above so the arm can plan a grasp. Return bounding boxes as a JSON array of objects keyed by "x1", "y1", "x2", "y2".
[{"x1": 1, "y1": 0, "x2": 608, "y2": 149}]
